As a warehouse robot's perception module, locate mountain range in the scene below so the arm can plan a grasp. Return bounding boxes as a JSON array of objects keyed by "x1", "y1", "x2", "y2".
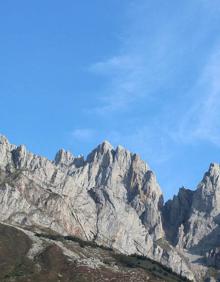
[{"x1": 0, "y1": 135, "x2": 219, "y2": 281}]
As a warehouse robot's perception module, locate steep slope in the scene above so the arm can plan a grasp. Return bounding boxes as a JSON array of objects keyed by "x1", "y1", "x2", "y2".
[
  {"x1": 0, "y1": 136, "x2": 162, "y2": 253},
  {"x1": 0, "y1": 222, "x2": 191, "y2": 282},
  {"x1": 0, "y1": 135, "x2": 194, "y2": 280},
  {"x1": 162, "y1": 187, "x2": 194, "y2": 246},
  {"x1": 163, "y1": 163, "x2": 220, "y2": 281},
  {"x1": 163, "y1": 163, "x2": 220, "y2": 251}
]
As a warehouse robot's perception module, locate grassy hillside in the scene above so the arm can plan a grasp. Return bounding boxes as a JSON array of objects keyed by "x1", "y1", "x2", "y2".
[{"x1": 0, "y1": 223, "x2": 190, "y2": 282}]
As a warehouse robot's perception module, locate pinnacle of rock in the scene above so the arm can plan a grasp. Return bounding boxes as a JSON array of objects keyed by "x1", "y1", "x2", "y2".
[
  {"x1": 1, "y1": 135, "x2": 220, "y2": 280},
  {"x1": 12, "y1": 145, "x2": 27, "y2": 168},
  {"x1": 96, "y1": 140, "x2": 114, "y2": 153},
  {"x1": 54, "y1": 149, "x2": 75, "y2": 166},
  {"x1": 0, "y1": 135, "x2": 10, "y2": 145},
  {"x1": 116, "y1": 144, "x2": 125, "y2": 151},
  {"x1": 207, "y1": 162, "x2": 220, "y2": 177}
]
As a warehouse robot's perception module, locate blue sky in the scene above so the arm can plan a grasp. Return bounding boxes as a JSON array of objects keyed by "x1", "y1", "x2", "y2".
[{"x1": 1, "y1": 0, "x2": 220, "y2": 200}]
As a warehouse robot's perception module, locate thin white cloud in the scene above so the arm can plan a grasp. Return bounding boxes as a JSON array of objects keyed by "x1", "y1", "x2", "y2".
[
  {"x1": 89, "y1": 55, "x2": 136, "y2": 75},
  {"x1": 85, "y1": 0, "x2": 220, "y2": 151},
  {"x1": 88, "y1": 54, "x2": 147, "y2": 113},
  {"x1": 174, "y1": 48, "x2": 220, "y2": 146},
  {"x1": 87, "y1": 1, "x2": 218, "y2": 115},
  {"x1": 87, "y1": 4, "x2": 180, "y2": 114}
]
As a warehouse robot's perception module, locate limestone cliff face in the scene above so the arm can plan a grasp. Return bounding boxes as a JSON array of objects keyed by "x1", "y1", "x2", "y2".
[
  {"x1": 162, "y1": 187, "x2": 194, "y2": 246},
  {"x1": 162, "y1": 164, "x2": 220, "y2": 281},
  {"x1": 0, "y1": 135, "x2": 196, "y2": 280},
  {"x1": 184, "y1": 163, "x2": 220, "y2": 252},
  {"x1": 163, "y1": 164, "x2": 220, "y2": 251}
]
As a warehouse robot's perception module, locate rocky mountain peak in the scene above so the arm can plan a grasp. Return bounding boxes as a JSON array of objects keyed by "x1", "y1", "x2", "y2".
[
  {"x1": 191, "y1": 162, "x2": 220, "y2": 217},
  {"x1": 209, "y1": 162, "x2": 220, "y2": 172},
  {"x1": 11, "y1": 145, "x2": 27, "y2": 168},
  {"x1": 0, "y1": 135, "x2": 16, "y2": 151},
  {"x1": 0, "y1": 135, "x2": 10, "y2": 146},
  {"x1": 201, "y1": 163, "x2": 220, "y2": 182},
  {"x1": 54, "y1": 149, "x2": 75, "y2": 166},
  {"x1": 54, "y1": 149, "x2": 85, "y2": 172},
  {"x1": 94, "y1": 140, "x2": 114, "y2": 155},
  {"x1": 1, "y1": 135, "x2": 220, "y2": 280},
  {"x1": 162, "y1": 186, "x2": 194, "y2": 244},
  {"x1": 93, "y1": 140, "x2": 113, "y2": 153},
  {"x1": 86, "y1": 140, "x2": 114, "y2": 163},
  {"x1": 0, "y1": 135, "x2": 17, "y2": 168},
  {"x1": 162, "y1": 162, "x2": 220, "y2": 281},
  {"x1": 101, "y1": 140, "x2": 113, "y2": 150},
  {"x1": 115, "y1": 144, "x2": 131, "y2": 156},
  {"x1": 116, "y1": 144, "x2": 124, "y2": 151}
]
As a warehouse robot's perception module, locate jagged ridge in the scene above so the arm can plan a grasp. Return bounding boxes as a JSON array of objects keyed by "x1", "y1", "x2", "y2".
[{"x1": 1, "y1": 135, "x2": 220, "y2": 280}]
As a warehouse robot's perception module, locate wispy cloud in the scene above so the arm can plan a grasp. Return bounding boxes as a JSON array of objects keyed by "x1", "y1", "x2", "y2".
[
  {"x1": 89, "y1": 55, "x2": 135, "y2": 75},
  {"x1": 174, "y1": 48, "x2": 220, "y2": 146},
  {"x1": 87, "y1": 4, "x2": 182, "y2": 113},
  {"x1": 84, "y1": 0, "x2": 220, "y2": 153},
  {"x1": 88, "y1": 54, "x2": 147, "y2": 113},
  {"x1": 87, "y1": 1, "x2": 219, "y2": 116}
]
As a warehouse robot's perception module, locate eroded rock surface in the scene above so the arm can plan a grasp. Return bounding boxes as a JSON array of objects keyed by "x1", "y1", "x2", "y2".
[
  {"x1": 5, "y1": 135, "x2": 220, "y2": 280},
  {"x1": 163, "y1": 163, "x2": 220, "y2": 281}
]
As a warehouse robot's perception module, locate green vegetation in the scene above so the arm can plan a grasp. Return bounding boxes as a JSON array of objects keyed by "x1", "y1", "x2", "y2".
[
  {"x1": 0, "y1": 223, "x2": 192, "y2": 281},
  {"x1": 35, "y1": 232, "x2": 112, "y2": 251},
  {"x1": 113, "y1": 253, "x2": 190, "y2": 282},
  {"x1": 35, "y1": 232, "x2": 191, "y2": 282}
]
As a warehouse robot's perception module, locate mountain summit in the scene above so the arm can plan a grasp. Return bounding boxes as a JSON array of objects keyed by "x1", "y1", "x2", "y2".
[{"x1": 0, "y1": 135, "x2": 220, "y2": 281}]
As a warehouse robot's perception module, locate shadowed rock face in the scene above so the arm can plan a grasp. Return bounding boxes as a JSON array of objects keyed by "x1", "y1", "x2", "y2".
[
  {"x1": 4, "y1": 135, "x2": 220, "y2": 280},
  {"x1": 162, "y1": 164, "x2": 220, "y2": 281},
  {"x1": 162, "y1": 187, "x2": 194, "y2": 245},
  {"x1": 162, "y1": 164, "x2": 220, "y2": 251}
]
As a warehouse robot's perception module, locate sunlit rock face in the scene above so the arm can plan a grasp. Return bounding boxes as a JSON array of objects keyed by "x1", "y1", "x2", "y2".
[
  {"x1": 0, "y1": 136, "x2": 163, "y2": 245},
  {"x1": 0, "y1": 135, "x2": 199, "y2": 280}
]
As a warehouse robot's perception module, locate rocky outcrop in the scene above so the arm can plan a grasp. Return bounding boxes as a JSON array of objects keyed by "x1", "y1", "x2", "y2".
[
  {"x1": 163, "y1": 163, "x2": 220, "y2": 251},
  {"x1": 162, "y1": 163, "x2": 220, "y2": 281},
  {"x1": 205, "y1": 248, "x2": 220, "y2": 269},
  {"x1": 162, "y1": 187, "x2": 194, "y2": 246},
  {"x1": 0, "y1": 135, "x2": 210, "y2": 280}
]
